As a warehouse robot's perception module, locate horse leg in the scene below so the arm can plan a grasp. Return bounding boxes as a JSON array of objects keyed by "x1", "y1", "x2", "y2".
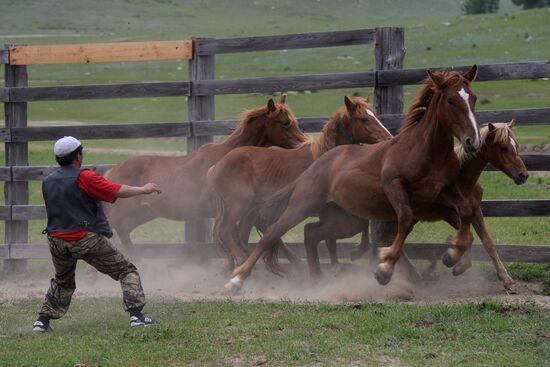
[
  {"x1": 226, "y1": 195, "x2": 321, "y2": 292},
  {"x1": 350, "y1": 228, "x2": 370, "y2": 261},
  {"x1": 303, "y1": 221, "x2": 325, "y2": 280},
  {"x1": 441, "y1": 197, "x2": 475, "y2": 269},
  {"x1": 472, "y1": 207, "x2": 515, "y2": 291},
  {"x1": 376, "y1": 179, "x2": 417, "y2": 285},
  {"x1": 217, "y1": 204, "x2": 251, "y2": 269}
]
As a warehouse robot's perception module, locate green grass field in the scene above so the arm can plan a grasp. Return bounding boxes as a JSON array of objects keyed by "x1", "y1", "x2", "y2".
[{"x1": 0, "y1": 298, "x2": 549, "y2": 366}]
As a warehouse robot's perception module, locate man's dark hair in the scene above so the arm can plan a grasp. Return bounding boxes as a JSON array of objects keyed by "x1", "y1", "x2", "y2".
[{"x1": 55, "y1": 146, "x2": 83, "y2": 166}]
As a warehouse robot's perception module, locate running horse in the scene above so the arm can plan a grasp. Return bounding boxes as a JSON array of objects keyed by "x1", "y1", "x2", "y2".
[
  {"x1": 224, "y1": 65, "x2": 482, "y2": 291},
  {"x1": 104, "y1": 96, "x2": 308, "y2": 260},
  {"x1": 306, "y1": 120, "x2": 527, "y2": 291},
  {"x1": 207, "y1": 96, "x2": 392, "y2": 274}
]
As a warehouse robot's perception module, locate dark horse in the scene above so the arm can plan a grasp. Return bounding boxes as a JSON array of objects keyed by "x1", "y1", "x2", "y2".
[
  {"x1": 306, "y1": 120, "x2": 527, "y2": 291},
  {"x1": 224, "y1": 66, "x2": 481, "y2": 291},
  {"x1": 207, "y1": 96, "x2": 392, "y2": 274},
  {"x1": 104, "y1": 96, "x2": 308, "y2": 260}
]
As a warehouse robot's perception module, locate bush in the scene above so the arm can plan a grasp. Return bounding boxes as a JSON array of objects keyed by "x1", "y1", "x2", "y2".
[
  {"x1": 462, "y1": 0, "x2": 500, "y2": 14},
  {"x1": 511, "y1": 0, "x2": 550, "y2": 9}
]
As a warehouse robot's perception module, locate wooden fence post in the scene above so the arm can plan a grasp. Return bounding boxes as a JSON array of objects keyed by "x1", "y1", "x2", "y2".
[
  {"x1": 185, "y1": 38, "x2": 215, "y2": 244},
  {"x1": 4, "y1": 56, "x2": 29, "y2": 272},
  {"x1": 372, "y1": 28, "x2": 406, "y2": 254}
]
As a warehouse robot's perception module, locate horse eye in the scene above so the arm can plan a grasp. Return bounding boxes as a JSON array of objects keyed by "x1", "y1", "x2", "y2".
[
  {"x1": 447, "y1": 97, "x2": 454, "y2": 105},
  {"x1": 282, "y1": 122, "x2": 291, "y2": 129},
  {"x1": 500, "y1": 146, "x2": 508, "y2": 152}
]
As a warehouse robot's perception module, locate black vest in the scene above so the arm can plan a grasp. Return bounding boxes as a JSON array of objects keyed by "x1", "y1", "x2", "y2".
[{"x1": 42, "y1": 166, "x2": 113, "y2": 238}]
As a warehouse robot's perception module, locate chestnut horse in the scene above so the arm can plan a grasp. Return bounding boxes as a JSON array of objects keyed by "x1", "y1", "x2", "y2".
[
  {"x1": 306, "y1": 120, "x2": 527, "y2": 291},
  {"x1": 104, "y1": 97, "x2": 308, "y2": 259},
  {"x1": 224, "y1": 66, "x2": 481, "y2": 291},
  {"x1": 207, "y1": 96, "x2": 392, "y2": 274}
]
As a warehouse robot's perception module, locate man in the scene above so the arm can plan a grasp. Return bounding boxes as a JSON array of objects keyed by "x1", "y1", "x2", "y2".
[{"x1": 32, "y1": 136, "x2": 161, "y2": 332}]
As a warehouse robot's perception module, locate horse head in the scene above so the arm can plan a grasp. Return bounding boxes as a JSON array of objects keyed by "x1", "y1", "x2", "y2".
[
  {"x1": 340, "y1": 96, "x2": 393, "y2": 144},
  {"x1": 244, "y1": 95, "x2": 307, "y2": 148},
  {"x1": 427, "y1": 65, "x2": 481, "y2": 153},
  {"x1": 483, "y1": 119, "x2": 528, "y2": 185}
]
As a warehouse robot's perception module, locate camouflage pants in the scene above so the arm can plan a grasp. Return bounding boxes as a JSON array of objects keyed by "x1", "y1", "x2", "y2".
[{"x1": 39, "y1": 232, "x2": 145, "y2": 319}]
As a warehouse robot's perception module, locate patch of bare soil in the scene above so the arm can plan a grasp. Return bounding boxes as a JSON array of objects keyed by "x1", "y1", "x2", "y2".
[{"x1": 1, "y1": 259, "x2": 548, "y2": 309}]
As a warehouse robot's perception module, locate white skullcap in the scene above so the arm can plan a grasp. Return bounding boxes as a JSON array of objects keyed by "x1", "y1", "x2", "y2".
[{"x1": 54, "y1": 136, "x2": 82, "y2": 157}]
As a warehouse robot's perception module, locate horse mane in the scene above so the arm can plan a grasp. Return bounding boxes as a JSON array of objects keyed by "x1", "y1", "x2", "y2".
[
  {"x1": 454, "y1": 123, "x2": 517, "y2": 164},
  {"x1": 399, "y1": 70, "x2": 471, "y2": 134},
  {"x1": 308, "y1": 97, "x2": 371, "y2": 159},
  {"x1": 231, "y1": 101, "x2": 297, "y2": 136}
]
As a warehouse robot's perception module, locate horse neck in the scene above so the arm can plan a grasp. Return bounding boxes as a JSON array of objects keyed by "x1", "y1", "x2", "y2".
[
  {"x1": 408, "y1": 101, "x2": 456, "y2": 162},
  {"x1": 310, "y1": 117, "x2": 339, "y2": 159},
  {"x1": 220, "y1": 120, "x2": 267, "y2": 151},
  {"x1": 457, "y1": 147, "x2": 489, "y2": 190}
]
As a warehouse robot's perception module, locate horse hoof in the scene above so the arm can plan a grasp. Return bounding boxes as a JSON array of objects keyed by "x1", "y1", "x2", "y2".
[
  {"x1": 223, "y1": 275, "x2": 243, "y2": 295},
  {"x1": 374, "y1": 264, "x2": 392, "y2": 286},
  {"x1": 441, "y1": 251, "x2": 456, "y2": 268},
  {"x1": 452, "y1": 264, "x2": 466, "y2": 276}
]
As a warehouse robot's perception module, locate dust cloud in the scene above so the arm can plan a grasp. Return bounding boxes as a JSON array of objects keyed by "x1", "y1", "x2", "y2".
[{"x1": 3, "y1": 256, "x2": 545, "y2": 309}]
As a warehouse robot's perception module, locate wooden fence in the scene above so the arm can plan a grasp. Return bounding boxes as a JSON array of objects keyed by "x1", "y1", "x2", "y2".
[{"x1": 1, "y1": 29, "x2": 549, "y2": 269}]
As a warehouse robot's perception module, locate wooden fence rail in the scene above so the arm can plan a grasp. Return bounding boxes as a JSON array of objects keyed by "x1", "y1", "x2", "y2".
[
  {"x1": 1, "y1": 61, "x2": 549, "y2": 102},
  {"x1": 0, "y1": 199, "x2": 548, "y2": 221},
  {"x1": 1, "y1": 28, "x2": 549, "y2": 269}
]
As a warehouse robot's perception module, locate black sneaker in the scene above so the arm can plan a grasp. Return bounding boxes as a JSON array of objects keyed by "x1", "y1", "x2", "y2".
[
  {"x1": 32, "y1": 320, "x2": 51, "y2": 333},
  {"x1": 129, "y1": 314, "x2": 157, "y2": 328}
]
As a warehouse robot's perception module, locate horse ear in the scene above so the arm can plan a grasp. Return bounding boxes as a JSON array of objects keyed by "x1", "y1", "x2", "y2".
[
  {"x1": 365, "y1": 94, "x2": 371, "y2": 104},
  {"x1": 463, "y1": 64, "x2": 478, "y2": 82},
  {"x1": 278, "y1": 94, "x2": 287, "y2": 105},
  {"x1": 344, "y1": 96, "x2": 356, "y2": 114},
  {"x1": 488, "y1": 123, "x2": 496, "y2": 132},
  {"x1": 427, "y1": 69, "x2": 445, "y2": 88},
  {"x1": 508, "y1": 118, "x2": 516, "y2": 128},
  {"x1": 267, "y1": 98, "x2": 276, "y2": 113}
]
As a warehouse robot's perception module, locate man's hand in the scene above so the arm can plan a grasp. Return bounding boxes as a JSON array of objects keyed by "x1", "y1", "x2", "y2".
[{"x1": 141, "y1": 183, "x2": 161, "y2": 195}]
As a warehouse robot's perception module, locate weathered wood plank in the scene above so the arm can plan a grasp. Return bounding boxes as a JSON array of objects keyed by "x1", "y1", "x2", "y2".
[
  {"x1": 4, "y1": 64, "x2": 29, "y2": 271},
  {"x1": 192, "y1": 117, "x2": 329, "y2": 136},
  {"x1": 195, "y1": 29, "x2": 376, "y2": 55},
  {"x1": 0, "y1": 206, "x2": 11, "y2": 220},
  {"x1": 486, "y1": 154, "x2": 550, "y2": 171},
  {"x1": 3, "y1": 243, "x2": 549, "y2": 263},
  {"x1": 481, "y1": 200, "x2": 550, "y2": 217},
  {"x1": 3, "y1": 153, "x2": 545, "y2": 183},
  {"x1": 0, "y1": 244, "x2": 8, "y2": 258},
  {"x1": 379, "y1": 108, "x2": 550, "y2": 132},
  {"x1": 0, "y1": 87, "x2": 8, "y2": 102},
  {"x1": 9, "y1": 82, "x2": 190, "y2": 102},
  {"x1": 377, "y1": 61, "x2": 550, "y2": 86},
  {"x1": 372, "y1": 27, "x2": 405, "y2": 252},
  {"x1": 0, "y1": 167, "x2": 11, "y2": 181},
  {"x1": 8, "y1": 41, "x2": 192, "y2": 65},
  {"x1": 4, "y1": 122, "x2": 190, "y2": 142},
  {"x1": 9, "y1": 200, "x2": 548, "y2": 221},
  {"x1": 186, "y1": 38, "x2": 215, "y2": 244},
  {"x1": 11, "y1": 205, "x2": 46, "y2": 220},
  {"x1": 12, "y1": 164, "x2": 114, "y2": 181},
  {"x1": 193, "y1": 72, "x2": 376, "y2": 95},
  {"x1": 0, "y1": 49, "x2": 8, "y2": 64}
]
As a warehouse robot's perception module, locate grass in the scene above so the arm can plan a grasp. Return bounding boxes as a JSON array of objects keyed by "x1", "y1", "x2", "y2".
[{"x1": 0, "y1": 298, "x2": 548, "y2": 366}]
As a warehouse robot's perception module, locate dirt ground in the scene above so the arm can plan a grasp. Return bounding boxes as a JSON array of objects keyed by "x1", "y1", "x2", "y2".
[{"x1": 1, "y1": 258, "x2": 548, "y2": 309}]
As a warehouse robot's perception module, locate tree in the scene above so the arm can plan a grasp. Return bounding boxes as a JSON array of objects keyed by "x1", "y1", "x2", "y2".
[
  {"x1": 511, "y1": 0, "x2": 550, "y2": 9},
  {"x1": 462, "y1": 0, "x2": 500, "y2": 14}
]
